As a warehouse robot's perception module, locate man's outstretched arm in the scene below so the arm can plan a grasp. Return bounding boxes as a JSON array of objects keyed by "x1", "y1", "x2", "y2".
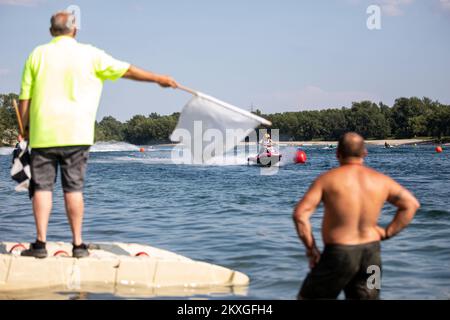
[
  {"x1": 293, "y1": 178, "x2": 323, "y2": 268},
  {"x1": 381, "y1": 179, "x2": 420, "y2": 240},
  {"x1": 122, "y1": 65, "x2": 178, "y2": 88}
]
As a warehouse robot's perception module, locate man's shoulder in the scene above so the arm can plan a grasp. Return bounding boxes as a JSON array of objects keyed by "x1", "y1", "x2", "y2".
[
  {"x1": 75, "y1": 41, "x2": 96, "y2": 49},
  {"x1": 320, "y1": 165, "x2": 386, "y2": 179},
  {"x1": 357, "y1": 166, "x2": 395, "y2": 186},
  {"x1": 76, "y1": 42, "x2": 105, "y2": 54},
  {"x1": 28, "y1": 43, "x2": 48, "y2": 57},
  {"x1": 362, "y1": 165, "x2": 389, "y2": 178},
  {"x1": 319, "y1": 166, "x2": 342, "y2": 179},
  {"x1": 312, "y1": 170, "x2": 334, "y2": 187}
]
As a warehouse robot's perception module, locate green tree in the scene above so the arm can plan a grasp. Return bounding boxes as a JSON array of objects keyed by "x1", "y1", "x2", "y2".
[
  {"x1": 426, "y1": 104, "x2": 450, "y2": 139},
  {"x1": 97, "y1": 116, "x2": 124, "y2": 141},
  {"x1": 391, "y1": 97, "x2": 427, "y2": 138},
  {"x1": 296, "y1": 111, "x2": 322, "y2": 140},
  {"x1": 346, "y1": 101, "x2": 390, "y2": 139},
  {"x1": 122, "y1": 113, "x2": 179, "y2": 144},
  {"x1": 0, "y1": 93, "x2": 20, "y2": 146},
  {"x1": 319, "y1": 108, "x2": 348, "y2": 140}
]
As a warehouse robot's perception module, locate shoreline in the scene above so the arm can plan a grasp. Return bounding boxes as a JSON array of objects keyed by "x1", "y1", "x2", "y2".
[
  {"x1": 157, "y1": 138, "x2": 436, "y2": 147},
  {"x1": 0, "y1": 138, "x2": 441, "y2": 149},
  {"x1": 278, "y1": 139, "x2": 433, "y2": 147}
]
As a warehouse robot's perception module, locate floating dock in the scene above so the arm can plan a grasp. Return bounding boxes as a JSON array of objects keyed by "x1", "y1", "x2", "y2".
[{"x1": 0, "y1": 242, "x2": 249, "y2": 299}]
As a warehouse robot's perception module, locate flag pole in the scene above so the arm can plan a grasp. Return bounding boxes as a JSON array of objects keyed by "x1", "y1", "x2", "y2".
[
  {"x1": 12, "y1": 99, "x2": 25, "y2": 137},
  {"x1": 177, "y1": 84, "x2": 198, "y2": 96},
  {"x1": 177, "y1": 84, "x2": 272, "y2": 126}
]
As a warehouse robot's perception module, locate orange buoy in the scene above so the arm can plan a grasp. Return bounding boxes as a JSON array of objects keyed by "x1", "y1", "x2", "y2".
[
  {"x1": 139, "y1": 148, "x2": 145, "y2": 153},
  {"x1": 436, "y1": 146, "x2": 443, "y2": 153},
  {"x1": 295, "y1": 149, "x2": 307, "y2": 164}
]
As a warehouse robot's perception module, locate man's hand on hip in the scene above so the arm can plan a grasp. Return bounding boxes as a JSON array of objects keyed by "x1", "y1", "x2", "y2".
[
  {"x1": 375, "y1": 225, "x2": 390, "y2": 241},
  {"x1": 307, "y1": 247, "x2": 321, "y2": 269}
]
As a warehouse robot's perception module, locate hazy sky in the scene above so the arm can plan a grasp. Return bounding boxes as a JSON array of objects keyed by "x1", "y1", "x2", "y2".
[{"x1": 1, "y1": 0, "x2": 449, "y2": 121}]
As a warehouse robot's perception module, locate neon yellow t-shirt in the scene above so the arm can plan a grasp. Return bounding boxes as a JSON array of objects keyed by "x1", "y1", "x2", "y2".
[{"x1": 19, "y1": 36, "x2": 130, "y2": 148}]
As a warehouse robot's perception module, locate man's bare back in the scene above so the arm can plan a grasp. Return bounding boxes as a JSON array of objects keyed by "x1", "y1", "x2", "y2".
[
  {"x1": 293, "y1": 132, "x2": 419, "y2": 299},
  {"x1": 320, "y1": 164, "x2": 401, "y2": 245}
]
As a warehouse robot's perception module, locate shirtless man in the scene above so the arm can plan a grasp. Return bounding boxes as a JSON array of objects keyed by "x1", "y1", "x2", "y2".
[{"x1": 293, "y1": 132, "x2": 420, "y2": 299}]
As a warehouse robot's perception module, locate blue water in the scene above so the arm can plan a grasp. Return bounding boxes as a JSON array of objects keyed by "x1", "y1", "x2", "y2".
[{"x1": 0, "y1": 143, "x2": 449, "y2": 299}]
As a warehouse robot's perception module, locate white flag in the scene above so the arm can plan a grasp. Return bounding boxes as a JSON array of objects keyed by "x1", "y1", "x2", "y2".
[{"x1": 170, "y1": 92, "x2": 271, "y2": 164}]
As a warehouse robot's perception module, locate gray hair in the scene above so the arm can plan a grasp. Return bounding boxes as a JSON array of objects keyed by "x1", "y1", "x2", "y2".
[{"x1": 50, "y1": 11, "x2": 76, "y2": 36}]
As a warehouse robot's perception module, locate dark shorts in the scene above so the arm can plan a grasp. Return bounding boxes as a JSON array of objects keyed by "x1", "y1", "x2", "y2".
[
  {"x1": 30, "y1": 146, "x2": 90, "y2": 194},
  {"x1": 299, "y1": 241, "x2": 381, "y2": 300}
]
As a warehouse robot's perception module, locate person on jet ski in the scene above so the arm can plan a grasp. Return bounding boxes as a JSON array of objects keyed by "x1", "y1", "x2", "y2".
[{"x1": 260, "y1": 133, "x2": 274, "y2": 154}]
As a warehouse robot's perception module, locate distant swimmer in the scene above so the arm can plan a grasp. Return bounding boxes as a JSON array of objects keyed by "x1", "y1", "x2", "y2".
[
  {"x1": 384, "y1": 141, "x2": 392, "y2": 148},
  {"x1": 18, "y1": 11, "x2": 178, "y2": 259},
  {"x1": 293, "y1": 132, "x2": 420, "y2": 299}
]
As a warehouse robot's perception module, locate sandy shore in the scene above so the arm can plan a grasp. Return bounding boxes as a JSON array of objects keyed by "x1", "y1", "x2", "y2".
[{"x1": 279, "y1": 139, "x2": 432, "y2": 146}]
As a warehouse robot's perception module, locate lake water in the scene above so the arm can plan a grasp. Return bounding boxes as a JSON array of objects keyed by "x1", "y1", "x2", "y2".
[{"x1": 0, "y1": 142, "x2": 449, "y2": 299}]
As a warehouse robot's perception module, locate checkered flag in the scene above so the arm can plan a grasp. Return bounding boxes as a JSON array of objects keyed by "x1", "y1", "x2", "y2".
[{"x1": 10, "y1": 139, "x2": 31, "y2": 192}]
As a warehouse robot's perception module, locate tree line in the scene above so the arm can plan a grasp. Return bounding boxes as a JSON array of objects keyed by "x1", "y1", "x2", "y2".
[
  {"x1": 1, "y1": 92, "x2": 449, "y2": 146},
  {"x1": 266, "y1": 98, "x2": 449, "y2": 141}
]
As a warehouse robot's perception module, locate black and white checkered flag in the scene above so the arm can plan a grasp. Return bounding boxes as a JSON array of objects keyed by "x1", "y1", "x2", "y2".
[{"x1": 10, "y1": 140, "x2": 31, "y2": 192}]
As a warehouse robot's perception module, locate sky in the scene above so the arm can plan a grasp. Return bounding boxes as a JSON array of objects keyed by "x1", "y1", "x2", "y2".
[{"x1": 0, "y1": 0, "x2": 449, "y2": 121}]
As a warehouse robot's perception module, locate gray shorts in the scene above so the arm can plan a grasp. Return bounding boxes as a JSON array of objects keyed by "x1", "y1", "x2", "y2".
[{"x1": 30, "y1": 146, "x2": 90, "y2": 193}]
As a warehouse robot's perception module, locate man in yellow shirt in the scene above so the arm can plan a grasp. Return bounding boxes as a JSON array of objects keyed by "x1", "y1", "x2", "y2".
[{"x1": 19, "y1": 11, "x2": 178, "y2": 258}]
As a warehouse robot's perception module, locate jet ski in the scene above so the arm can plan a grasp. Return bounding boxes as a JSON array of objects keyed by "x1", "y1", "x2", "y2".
[
  {"x1": 248, "y1": 147, "x2": 282, "y2": 167},
  {"x1": 248, "y1": 134, "x2": 282, "y2": 167}
]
